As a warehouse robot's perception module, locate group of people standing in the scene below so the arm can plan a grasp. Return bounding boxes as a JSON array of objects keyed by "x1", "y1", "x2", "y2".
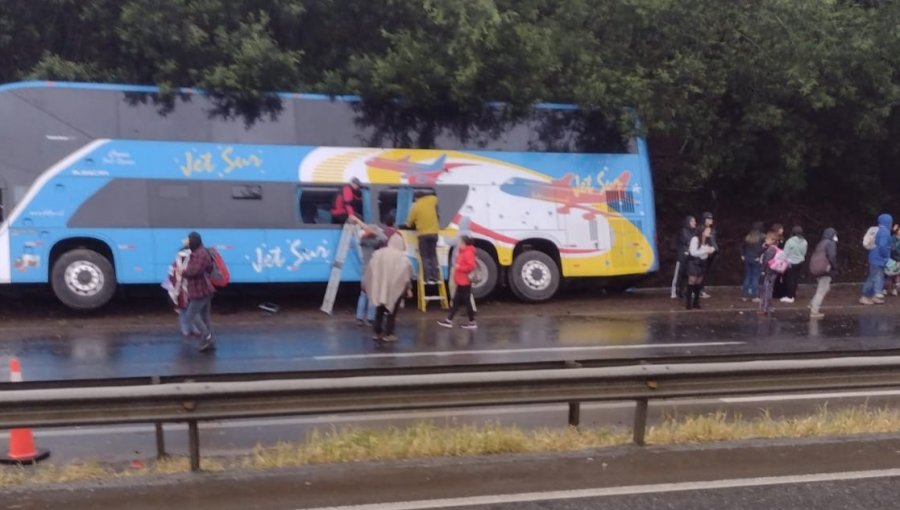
[{"x1": 671, "y1": 214, "x2": 841, "y2": 319}]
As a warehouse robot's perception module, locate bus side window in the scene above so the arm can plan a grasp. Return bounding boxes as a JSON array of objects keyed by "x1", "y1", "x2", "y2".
[{"x1": 298, "y1": 186, "x2": 341, "y2": 225}]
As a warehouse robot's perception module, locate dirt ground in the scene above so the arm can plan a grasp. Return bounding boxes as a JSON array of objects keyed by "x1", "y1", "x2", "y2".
[{"x1": 0, "y1": 280, "x2": 881, "y2": 330}]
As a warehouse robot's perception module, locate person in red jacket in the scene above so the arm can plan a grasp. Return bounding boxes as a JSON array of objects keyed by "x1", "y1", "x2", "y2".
[
  {"x1": 437, "y1": 235, "x2": 477, "y2": 330},
  {"x1": 331, "y1": 177, "x2": 363, "y2": 224}
]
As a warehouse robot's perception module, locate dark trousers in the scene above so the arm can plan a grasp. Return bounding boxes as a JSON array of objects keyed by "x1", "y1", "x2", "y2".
[
  {"x1": 418, "y1": 234, "x2": 439, "y2": 281},
  {"x1": 374, "y1": 297, "x2": 403, "y2": 336},
  {"x1": 448, "y1": 285, "x2": 475, "y2": 322},
  {"x1": 783, "y1": 264, "x2": 802, "y2": 299}
]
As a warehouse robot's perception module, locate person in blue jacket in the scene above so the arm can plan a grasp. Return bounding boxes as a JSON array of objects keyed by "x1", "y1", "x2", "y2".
[{"x1": 860, "y1": 213, "x2": 893, "y2": 305}]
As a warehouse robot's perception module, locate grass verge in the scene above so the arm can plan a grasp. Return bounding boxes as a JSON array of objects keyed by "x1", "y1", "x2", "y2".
[{"x1": 3, "y1": 405, "x2": 900, "y2": 487}]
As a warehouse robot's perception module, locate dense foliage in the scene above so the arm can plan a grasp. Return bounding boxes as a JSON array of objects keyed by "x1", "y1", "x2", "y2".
[{"x1": 3, "y1": 0, "x2": 900, "y2": 217}]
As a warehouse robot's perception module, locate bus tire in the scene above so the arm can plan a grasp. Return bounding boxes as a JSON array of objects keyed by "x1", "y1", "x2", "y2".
[
  {"x1": 471, "y1": 247, "x2": 498, "y2": 300},
  {"x1": 51, "y1": 249, "x2": 116, "y2": 310},
  {"x1": 509, "y1": 250, "x2": 560, "y2": 302}
]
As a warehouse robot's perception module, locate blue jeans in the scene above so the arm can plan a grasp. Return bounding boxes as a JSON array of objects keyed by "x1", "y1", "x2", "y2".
[
  {"x1": 863, "y1": 263, "x2": 885, "y2": 298},
  {"x1": 185, "y1": 296, "x2": 213, "y2": 337},
  {"x1": 742, "y1": 259, "x2": 761, "y2": 298},
  {"x1": 356, "y1": 292, "x2": 376, "y2": 321},
  {"x1": 178, "y1": 309, "x2": 193, "y2": 336}
]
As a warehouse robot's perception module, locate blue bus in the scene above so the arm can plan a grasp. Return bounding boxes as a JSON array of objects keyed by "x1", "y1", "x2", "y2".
[{"x1": 0, "y1": 81, "x2": 658, "y2": 310}]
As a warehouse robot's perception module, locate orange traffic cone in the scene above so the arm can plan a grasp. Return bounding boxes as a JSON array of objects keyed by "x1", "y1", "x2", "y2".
[{"x1": 0, "y1": 358, "x2": 50, "y2": 465}]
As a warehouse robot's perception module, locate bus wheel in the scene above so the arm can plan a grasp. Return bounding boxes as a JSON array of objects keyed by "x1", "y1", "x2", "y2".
[
  {"x1": 471, "y1": 247, "x2": 498, "y2": 300},
  {"x1": 509, "y1": 250, "x2": 560, "y2": 302},
  {"x1": 51, "y1": 249, "x2": 116, "y2": 310}
]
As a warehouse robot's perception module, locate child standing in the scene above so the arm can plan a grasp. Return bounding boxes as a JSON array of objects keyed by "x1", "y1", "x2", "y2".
[
  {"x1": 438, "y1": 235, "x2": 478, "y2": 329},
  {"x1": 759, "y1": 231, "x2": 782, "y2": 316}
]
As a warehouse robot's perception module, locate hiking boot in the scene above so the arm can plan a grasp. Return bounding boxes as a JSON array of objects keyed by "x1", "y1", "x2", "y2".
[
  {"x1": 859, "y1": 297, "x2": 874, "y2": 305},
  {"x1": 198, "y1": 335, "x2": 216, "y2": 352},
  {"x1": 809, "y1": 312, "x2": 825, "y2": 319},
  {"x1": 461, "y1": 321, "x2": 478, "y2": 330},
  {"x1": 437, "y1": 319, "x2": 454, "y2": 328}
]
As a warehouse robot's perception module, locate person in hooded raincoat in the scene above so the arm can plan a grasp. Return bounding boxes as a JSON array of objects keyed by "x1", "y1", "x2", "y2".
[{"x1": 363, "y1": 233, "x2": 413, "y2": 342}]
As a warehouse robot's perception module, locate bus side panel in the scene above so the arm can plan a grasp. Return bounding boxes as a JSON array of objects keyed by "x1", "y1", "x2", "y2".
[
  {"x1": 151, "y1": 228, "x2": 267, "y2": 284},
  {"x1": 262, "y1": 227, "x2": 345, "y2": 283}
]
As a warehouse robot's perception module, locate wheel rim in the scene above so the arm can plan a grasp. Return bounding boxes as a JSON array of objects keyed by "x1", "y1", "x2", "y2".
[
  {"x1": 520, "y1": 259, "x2": 552, "y2": 291},
  {"x1": 64, "y1": 261, "x2": 104, "y2": 297},
  {"x1": 471, "y1": 258, "x2": 488, "y2": 290}
]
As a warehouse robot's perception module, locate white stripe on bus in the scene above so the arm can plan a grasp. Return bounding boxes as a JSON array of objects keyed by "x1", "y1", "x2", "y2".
[{"x1": 0, "y1": 139, "x2": 110, "y2": 283}]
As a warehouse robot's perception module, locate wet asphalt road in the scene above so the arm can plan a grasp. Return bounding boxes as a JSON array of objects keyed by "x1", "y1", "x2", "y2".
[
  {"x1": 1, "y1": 309, "x2": 900, "y2": 381},
  {"x1": 11, "y1": 437, "x2": 900, "y2": 510}
]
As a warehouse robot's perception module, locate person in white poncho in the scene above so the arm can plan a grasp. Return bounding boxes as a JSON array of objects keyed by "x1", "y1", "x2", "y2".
[{"x1": 363, "y1": 233, "x2": 413, "y2": 343}]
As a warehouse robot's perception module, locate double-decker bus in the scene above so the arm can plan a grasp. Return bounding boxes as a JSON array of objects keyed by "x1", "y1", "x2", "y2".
[{"x1": 0, "y1": 81, "x2": 657, "y2": 310}]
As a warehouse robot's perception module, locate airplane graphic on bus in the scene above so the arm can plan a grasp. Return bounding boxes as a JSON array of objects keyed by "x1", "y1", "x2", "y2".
[
  {"x1": 365, "y1": 154, "x2": 449, "y2": 184},
  {"x1": 499, "y1": 172, "x2": 632, "y2": 220}
]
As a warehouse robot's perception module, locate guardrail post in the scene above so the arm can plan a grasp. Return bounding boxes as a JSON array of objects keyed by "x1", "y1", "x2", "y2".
[
  {"x1": 567, "y1": 402, "x2": 581, "y2": 428},
  {"x1": 633, "y1": 398, "x2": 648, "y2": 446},
  {"x1": 152, "y1": 376, "x2": 167, "y2": 459},
  {"x1": 565, "y1": 360, "x2": 582, "y2": 428},
  {"x1": 188, "y1": 420, "x2": 200, "y2": 472}
]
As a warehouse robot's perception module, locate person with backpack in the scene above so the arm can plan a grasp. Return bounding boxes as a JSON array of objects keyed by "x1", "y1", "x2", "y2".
[
  {"x1": 740, "y1": 221, "x2": 765, "y2": 303},
  {"x1": 808, "y1": 228, "x2": 838, "y2": 319},
  {"x1": 181, "y1": 231, "x2": 217, "y2": 352},
  {"x1": 758, "y1": 229, "x2": 787, "y2": 316},
  {"x1": 331, "y1": 177, "x2": 363, "y2": 225},
  {"x1": 670, "y1": 216, "x2": 696, "y2": 299},
  {"x1": 780, "y1": 226, "x2": 808, "y2": 304},
  {"x1": 403, "y1": 190, "x2": 441, "y2": 283},
  {"x1": 860, "y1": 213, "x2": 893, "y2": 305},
  {"x1": 438, "y1": 235, "x2": 478, "y2": 329},
  {"x1": 684, "y1": 224, "x2": 716, "y2": 310}
]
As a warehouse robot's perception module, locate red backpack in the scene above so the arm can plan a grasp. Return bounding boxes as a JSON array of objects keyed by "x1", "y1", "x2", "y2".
[{"x1": 206, "y1": 248, "x2": 231, "y2": 287}]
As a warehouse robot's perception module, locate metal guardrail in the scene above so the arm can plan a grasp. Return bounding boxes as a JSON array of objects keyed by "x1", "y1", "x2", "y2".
[{"x1": 3, "y1": 355, "x2": 900, "y2": 471}]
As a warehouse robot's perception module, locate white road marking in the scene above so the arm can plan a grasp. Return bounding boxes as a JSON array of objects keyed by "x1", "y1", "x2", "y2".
[
  {"x1": 299, "y1": 468, "x2": 900, "y2": 510},
  {"x1": 720, "y1": 389, "x2": 900, "y2": 403},
  {"x1": 313, "y1": 342, "x2": 745, "y2": 361}
]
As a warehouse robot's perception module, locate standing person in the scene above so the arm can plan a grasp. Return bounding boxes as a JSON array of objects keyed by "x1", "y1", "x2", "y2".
[
  {"x1": 740, "y1": 221, "x2": 765, "y2": 303},
  {"x1": 355, "y1": 223, "x2": 388, "y2": 326},
  {"x1": 670, "y1": 216, "x2": 696, "y2": 299},
  {"x1": 882, "y1": 224, "x2": 900, "y2": 296},
  {"x1": 684, "y1": 225, "x2": 716, "y2": 310},
  {"x1": 364, "y1": 233, "x2": 413, "y2": 343},
  {"x1": 780, "y1": 226, "x2": 808, "y2": 303},
  {"x1": 181, "y1": 232, "x2": 216, "y2": 352},
  {"x1": 860, "y1": 213, "x2": 893, "y2": 305},
  {"x1": 758, "y1": 230, "x2": 782, "y2": 316},
  {"x1": 438, "y1": 235, "x2": 478, "y2": 329},
  {"x1": 331, "y1": 177, "x2": 363, "y2": 225},
  {"x1": 404, "y1": 190, "x2": 440, "y2": 283},
  {"x1": 698, "y1": 212, "x2": 717, "y2": 298},
  {"x1": 809, "y1": 228, "x2": 838, "y2": 319}
]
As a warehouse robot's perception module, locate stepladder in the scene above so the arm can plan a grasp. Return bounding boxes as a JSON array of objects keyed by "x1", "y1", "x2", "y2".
[
  {"x1": 416, "y1": 245, "x2": 449, "y2": 312},
  {"x1": 320, "y1": 222, "x2": 363, "y2": 315}
]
